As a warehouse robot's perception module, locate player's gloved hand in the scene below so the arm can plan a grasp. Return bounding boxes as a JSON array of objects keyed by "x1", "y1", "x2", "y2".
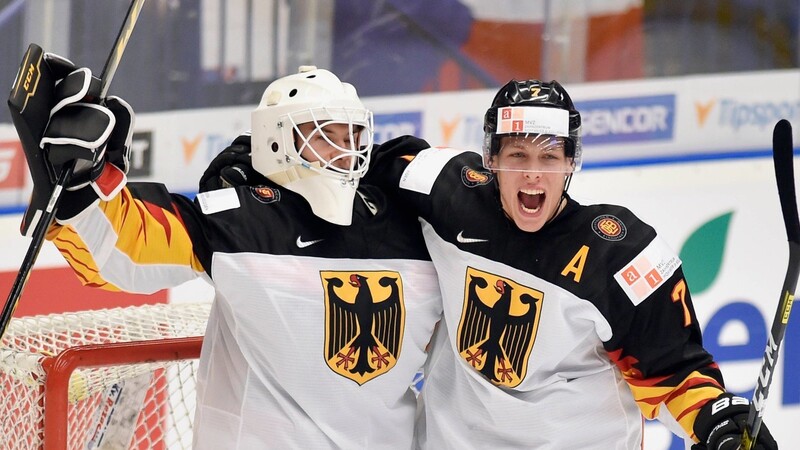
[
  {"x1": 40, "y1": 65, "x2": 133, "y2": 201},
  {"x1": 198, "y1": 133, "x2": 267, "y2": 192},
  {"x1": 692, "y1": 393, "x2": 778, "y2": 450}
]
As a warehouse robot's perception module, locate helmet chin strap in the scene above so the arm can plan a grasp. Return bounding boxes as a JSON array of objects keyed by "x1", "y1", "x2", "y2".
[{"x1": 542, "y1": 173, "x2": 572, "y2": 227}]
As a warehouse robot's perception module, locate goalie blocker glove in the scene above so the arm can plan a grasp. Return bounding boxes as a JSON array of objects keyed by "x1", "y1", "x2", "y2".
[
  {"x1": 692, "y1": 393, "x2": 778, "y2": 450},
  {"x1": 37, "y1": 66, "x2": 134, "y2": 220}
]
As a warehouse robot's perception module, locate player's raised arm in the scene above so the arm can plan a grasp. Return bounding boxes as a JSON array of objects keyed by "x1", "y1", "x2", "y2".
[{"x1": 17, "y1": 61, "x2": 205, "y2": 294}]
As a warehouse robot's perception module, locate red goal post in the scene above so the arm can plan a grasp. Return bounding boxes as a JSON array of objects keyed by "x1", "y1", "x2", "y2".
[{"x1": 0, "y1": 302, "x2": 210, "y2": 450}]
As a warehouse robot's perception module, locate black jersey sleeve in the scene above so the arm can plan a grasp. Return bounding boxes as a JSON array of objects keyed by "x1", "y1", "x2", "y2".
[{"x1": 592, "y1": 209, "x2": 726, "y2": 441}]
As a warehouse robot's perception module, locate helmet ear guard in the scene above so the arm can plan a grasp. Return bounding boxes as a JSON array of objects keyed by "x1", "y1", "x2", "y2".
[
  {"x1": 251, "y1": 66, "x2": 374, "y2": 225},
  {"x1": 482, "y1": 79, "x2": 582, "y2": 173}
]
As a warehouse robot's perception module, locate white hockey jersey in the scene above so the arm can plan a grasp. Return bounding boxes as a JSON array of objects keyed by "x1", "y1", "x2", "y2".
[
  {"x1": 365, "y1": 141, "x2": 727, "y2": 449},
  {"x1": 48, "y1": 179, "x2": 442, "y2": 449}
]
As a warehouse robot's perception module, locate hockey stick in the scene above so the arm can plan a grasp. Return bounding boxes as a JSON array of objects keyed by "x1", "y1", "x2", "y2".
[
  {"x1": 0, "y1": 0, "x2": 146, "y2": 341},
  {"x1": 740, "y1": 119, "x2": 799, "y2": 449}
]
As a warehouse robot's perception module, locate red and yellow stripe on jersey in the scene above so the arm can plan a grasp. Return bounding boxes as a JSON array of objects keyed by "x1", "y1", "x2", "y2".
[
  {"x1": 46, "y1": 185, "x2": 204, "y2": 293},
  {"x1": 610, "y1": 348, "x2": 724, "y2": 440}
]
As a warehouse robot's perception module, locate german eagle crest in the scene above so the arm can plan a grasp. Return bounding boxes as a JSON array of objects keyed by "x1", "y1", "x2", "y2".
[
  {"x1": 321, "y1": 271, "x2": 405, "y2": 385},
  {"x1": 457, "y1": 267, "x2": 543, "y2": 387}
]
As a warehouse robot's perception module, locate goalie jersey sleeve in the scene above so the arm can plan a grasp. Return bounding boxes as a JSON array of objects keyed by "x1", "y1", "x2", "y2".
[
  {"x1": 47, "y1": 182, "x2": 206, "y2": 293},
  {"x1": 46, "y1": 180, "x2": 443, "y2": 450},
  {"x1": 368, "y1": 139, "x2": 726, "y2": 448}
]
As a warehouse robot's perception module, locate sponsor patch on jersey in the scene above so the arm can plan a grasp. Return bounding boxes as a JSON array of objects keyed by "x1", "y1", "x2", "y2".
[
  {"x1": 320, "y1": 271, "x2": 406, "y2": 385},
  {"x1": 399, "y1": 147, "x2": 464, "y2": 195},
  {"x1": 250, "y1": 185, "x2": 281, "y2": 204},
  {"x1": 461, "y1": 166, "x2": 493, "y2": 187},
  {"x1": 614, "y1": 236, "x2": 681, "y2": 305},
  {"x1": 591, "y1": 214, "x2": 627, "y2": 241},
  {"x1": 457, "y1": 267, "x2": 543, "y2": 388},
  {"x1": 196, "y1": 188, "x2": 240, "y2": 215}
]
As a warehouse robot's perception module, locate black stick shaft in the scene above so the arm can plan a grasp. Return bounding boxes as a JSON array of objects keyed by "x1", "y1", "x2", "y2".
[
  {"x1": 100, "y1": 0, "x2": 146, "y2": 97},
  {"x1": 0, "y1": 163, "x2": 74, "y2": 334},
  {"x1": 742, "y1": 119, "x2": 799, "y2": 449}
]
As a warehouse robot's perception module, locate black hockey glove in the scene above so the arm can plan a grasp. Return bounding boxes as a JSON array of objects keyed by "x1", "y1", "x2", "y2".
[
  {"x1": 10, "y1": 50, "x2": 115, "y2": 235},
  {"x1": 692, "y1": 393, "x2": 778, "y2": 450},
  {"x1": 198, "y1": 133, "x2": 267, "y2": 192},
  {"x1": 40, "y1": 65, "x2": 133, "y2": 198}
]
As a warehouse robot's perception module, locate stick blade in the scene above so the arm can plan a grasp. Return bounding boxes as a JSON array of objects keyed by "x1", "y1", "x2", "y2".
[{"x1": 773, "y1": 119, "x2": 800, "y2": 244}]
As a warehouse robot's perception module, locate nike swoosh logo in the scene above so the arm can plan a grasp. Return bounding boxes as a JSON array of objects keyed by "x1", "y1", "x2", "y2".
[
  {"x1": 296, "y1": 236, "x2": 324, "y2": 248},
  {"x1": 456, "y1": 231, "x2": 488, "y2": 244}
]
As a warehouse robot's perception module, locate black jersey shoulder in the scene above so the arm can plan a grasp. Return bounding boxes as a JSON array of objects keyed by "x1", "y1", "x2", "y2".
[
  {"x1": 417, "y1": 157, "x2": 662, "y2": 299},
  {"x1": 365, "y1": 135, "x2": 432, "y2": 188},
  {"x1": 183, "y1": 182, "x2": 431, "y2": 276}
]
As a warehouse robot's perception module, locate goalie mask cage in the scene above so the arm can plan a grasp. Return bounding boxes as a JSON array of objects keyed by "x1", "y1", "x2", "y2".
[{"x1": 0, "y1": 302, "x2": 210, "y2": 450}]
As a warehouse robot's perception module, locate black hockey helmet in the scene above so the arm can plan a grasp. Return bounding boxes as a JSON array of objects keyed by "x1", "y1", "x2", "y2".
[{"x1": 482, "y1": 79, "x2": 582, "y2": 172}]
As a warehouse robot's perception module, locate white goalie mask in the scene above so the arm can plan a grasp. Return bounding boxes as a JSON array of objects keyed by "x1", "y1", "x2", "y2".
[{"x1": 251, "y1": 66, "x2": 374, "y2": 225}]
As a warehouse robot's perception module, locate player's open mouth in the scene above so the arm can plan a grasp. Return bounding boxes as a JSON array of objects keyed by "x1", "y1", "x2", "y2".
[{"x1": 518, "y1": 189, "x2": 544, "y2": 214}]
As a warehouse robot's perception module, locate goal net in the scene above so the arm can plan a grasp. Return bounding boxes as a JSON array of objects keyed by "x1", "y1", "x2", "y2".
[{"x1": 0, "y1": 302, "x2": 211, "y2": 450}]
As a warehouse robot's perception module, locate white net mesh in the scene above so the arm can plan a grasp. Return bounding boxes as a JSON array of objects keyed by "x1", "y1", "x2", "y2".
[{"x1": 0, "y1": 302, "x2": 211, "y2": 450}]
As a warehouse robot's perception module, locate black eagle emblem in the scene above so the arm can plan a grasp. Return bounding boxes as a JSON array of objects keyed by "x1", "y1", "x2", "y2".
[
  {"x1": 457, "y1": 268, "x2": 543, "y2": 387},
  {"x1": 322, "y1": 271, "x2": 405, "y2": 384}
]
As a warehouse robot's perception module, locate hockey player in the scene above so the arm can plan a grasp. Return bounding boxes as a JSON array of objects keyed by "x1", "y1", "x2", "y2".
[
  {"x1": 24, "y1": 58, "x2": 442, "y2": 449},
  {"x1": 360, "y1": 80, "x2": 780, "y2": 449}
]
